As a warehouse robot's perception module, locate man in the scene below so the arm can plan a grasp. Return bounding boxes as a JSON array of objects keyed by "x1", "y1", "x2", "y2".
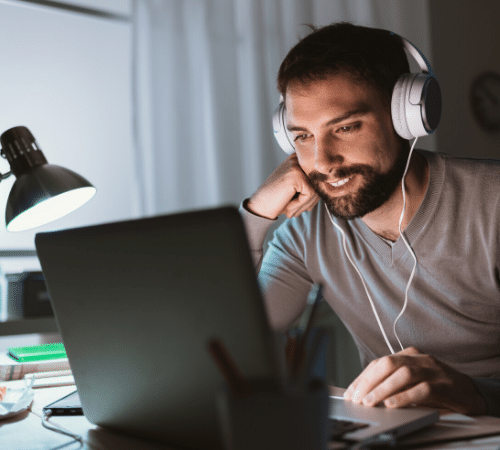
[{"x1": 240, "y1": 22, "x2": 500, "y2": 416}]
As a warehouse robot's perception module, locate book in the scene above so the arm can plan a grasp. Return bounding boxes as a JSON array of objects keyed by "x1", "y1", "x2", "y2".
[
  {"x1": 0, "y1": 352, "x2": 70, "y2": 381},
  {"x1": 8, "y1": 343, "x2": 67, "y2": 362}
]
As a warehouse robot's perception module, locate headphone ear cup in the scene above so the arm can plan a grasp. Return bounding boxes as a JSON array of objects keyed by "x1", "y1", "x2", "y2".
[
  {"x1": 391, "y1": 74, "x2": 415, "y2": 140},
  {"x1": 392, "y1": 73, "x2": 442, "y2": 140},
  {"x1": 420, "y1": 76, "x2": 442, "y2": 134},
  {"x1": 272, "y1": 102, "x2": 295, "y2": 154}
]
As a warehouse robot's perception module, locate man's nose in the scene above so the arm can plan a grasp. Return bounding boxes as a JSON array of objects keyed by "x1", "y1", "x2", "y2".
[{"x1": 314, "y1": 136, "x2": 343, "y2": 174}]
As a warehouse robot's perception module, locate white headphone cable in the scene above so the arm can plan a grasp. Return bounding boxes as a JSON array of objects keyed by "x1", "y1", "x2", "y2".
[
  {"x1": 327, "y1": 212, "x2": 397, "y2": 354},
  {"x1": 393, "y1": 137, "x2": 419, "y2": 351},
  {"x1": 325, "y1": 137, "x2": 419, "y2": 355}
]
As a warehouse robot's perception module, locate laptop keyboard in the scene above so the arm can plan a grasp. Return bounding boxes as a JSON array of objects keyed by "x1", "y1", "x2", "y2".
[{"x1": 330, "y1": 418, "x2": 370, "y2": 440}]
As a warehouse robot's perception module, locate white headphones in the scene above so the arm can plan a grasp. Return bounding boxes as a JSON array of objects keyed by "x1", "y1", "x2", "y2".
[{"x1": 272, "y1": 31, "x2": 442, "y2": 154}]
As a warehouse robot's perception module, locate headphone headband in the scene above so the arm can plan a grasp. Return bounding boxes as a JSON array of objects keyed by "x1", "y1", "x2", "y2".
[{"x1": 390, "y1": 32, "x2": 434, "y2": 76}]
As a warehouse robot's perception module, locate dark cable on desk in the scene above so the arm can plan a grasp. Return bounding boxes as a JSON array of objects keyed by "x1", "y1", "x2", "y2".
[
  {"x1": 347, "y1": 432, "x2": 397, "y2": 449},
  {"x1": 41, "y1": 411, "x2": 83, "y2": 444}
]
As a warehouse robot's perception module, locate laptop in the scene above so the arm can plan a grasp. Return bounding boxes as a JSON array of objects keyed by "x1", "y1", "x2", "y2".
[{"x1": 35, "y1": 205, "x2": 438, "y2": 448}]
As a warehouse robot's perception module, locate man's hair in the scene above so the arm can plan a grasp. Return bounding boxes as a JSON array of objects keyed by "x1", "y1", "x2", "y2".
[{"x1": 277, "y1": 22, "x2": 410, "y2": 105}]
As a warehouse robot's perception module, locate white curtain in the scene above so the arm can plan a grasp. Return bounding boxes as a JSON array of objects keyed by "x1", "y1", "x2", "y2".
[{"x1": 131, "y1": 0, "x2": 432, "y2": 217}]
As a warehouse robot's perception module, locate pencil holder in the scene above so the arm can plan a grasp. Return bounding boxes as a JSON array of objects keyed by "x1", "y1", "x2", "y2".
[{"x1": 216, "y1": 378, "x2": 330, "y2": 450}]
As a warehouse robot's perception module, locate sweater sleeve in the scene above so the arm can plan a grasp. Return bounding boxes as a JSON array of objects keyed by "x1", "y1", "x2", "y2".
[
  {"x1": 239, "y1": 199, "x2": 313, "y2": 330},
  {"x1": 471, "y1": 377, "x2": 500, "y2": 417},
  {"x1": 238, "y1": 199, "x2": 277, "y2": 271}
]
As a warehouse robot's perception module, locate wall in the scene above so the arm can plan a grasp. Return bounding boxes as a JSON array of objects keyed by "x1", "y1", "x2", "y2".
[
  {"x1": 0, "y1": 0, "x2": 134, "y2": 250},
  {"x1": 57, "y1": 0, "x2": 130, "y2": 15},
  {"x1": 428, "y1": 0, "x2": 500, "y2": 158}
]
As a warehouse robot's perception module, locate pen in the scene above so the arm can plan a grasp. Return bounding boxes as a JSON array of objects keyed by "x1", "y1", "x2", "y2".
[
  {"x1": 207, "y1": 338, "x2": 252, "y2": 397},
  {"x1": 290, "y1": 283, "x2": 323, "y2": 383},
  {"x1": 302, "y1": 283, "x2": 323, "y2": 344},
  {"x1": 24, "y1": 370, "x2": 75, "y2": 389},
  {"x1": 285, "y1": 330, "x2": 297, "y2": 370},
  {"x1": 297, "y1": 327, "x2": 329, "y2": 389},
  {"x1": 25, "y1": 370, "x2": 72, "y2": 380}
]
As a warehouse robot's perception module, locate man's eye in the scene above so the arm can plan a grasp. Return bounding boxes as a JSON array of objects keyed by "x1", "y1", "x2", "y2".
[
  {"x1": 293, "y1": 134, "x2": 311, "y2": 142},
  {"x1": 337, "y1": 123, "x2": 361, "y2": 134}
]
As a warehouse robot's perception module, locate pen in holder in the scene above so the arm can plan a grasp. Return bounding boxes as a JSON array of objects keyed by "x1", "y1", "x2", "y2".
[
  {"x1": 216, "y1": 377, "x2": 329, "y2": 450},
  {"x1": 208, "y1": 330, "x2": 330, "y2": 450},
  {"x1": 208, "y1": 284, "x2": 330, "y2": 450}
]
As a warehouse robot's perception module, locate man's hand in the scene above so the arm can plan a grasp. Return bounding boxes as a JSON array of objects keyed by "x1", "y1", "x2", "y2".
[
  {"x1": 246, "y1": 153, "x2": 319, "y2": 220},
  {"x1": 343, "y1": 347, "x2": 487, "y2": 415}
]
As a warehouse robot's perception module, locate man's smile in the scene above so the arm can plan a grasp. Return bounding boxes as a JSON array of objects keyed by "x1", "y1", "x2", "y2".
[
  {"x1": 329, "y1": 176, "x2": 352, "y2": 188},
  {"x1": 322, "y1": 175, "x2": 358, "y2": 197}
]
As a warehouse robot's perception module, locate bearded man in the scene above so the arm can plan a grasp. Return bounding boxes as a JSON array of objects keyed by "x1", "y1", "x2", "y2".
[{"x1": 240, "y1": 22, "x2": 500, "y2": 416}]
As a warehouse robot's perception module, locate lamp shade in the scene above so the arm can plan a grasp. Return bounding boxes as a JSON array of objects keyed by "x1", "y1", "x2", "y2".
[
  {"x1": 6, "y1": 164, "x2": 96, "y2": 232},
  {"x1": 0, "y1": 126, "x2": 96, "y2": 232}
]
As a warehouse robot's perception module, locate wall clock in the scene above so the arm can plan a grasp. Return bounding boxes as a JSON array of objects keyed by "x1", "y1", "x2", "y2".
[{"x1": 470, "y1": 71, "x2": 500, "y2": 133}]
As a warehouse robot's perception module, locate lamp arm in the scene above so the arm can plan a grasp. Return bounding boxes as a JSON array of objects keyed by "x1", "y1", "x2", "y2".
[{"x1": 0, "y1": 171, "x2": 12, "y2": 181}]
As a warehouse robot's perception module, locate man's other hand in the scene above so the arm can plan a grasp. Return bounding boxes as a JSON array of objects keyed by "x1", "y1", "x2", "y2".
[
  {"x1": 343, "y1": 347, "x2": 487, "y2": 415},
  {"x1": 246, "y1": 153, "x2": 319, "y2": 220}
]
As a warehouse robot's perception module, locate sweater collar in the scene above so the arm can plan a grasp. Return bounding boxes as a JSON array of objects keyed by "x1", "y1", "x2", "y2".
[{"x1": 347, "y1": 149, "x2": 445, "y2": 263}]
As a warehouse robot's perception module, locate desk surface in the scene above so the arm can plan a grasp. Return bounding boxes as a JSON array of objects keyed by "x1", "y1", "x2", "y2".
[{"x1": 2, "y1": 381, "x2": 500, "y2": 450}]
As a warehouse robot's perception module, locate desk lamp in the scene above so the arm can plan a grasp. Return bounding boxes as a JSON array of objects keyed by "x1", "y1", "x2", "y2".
[{"x1": 0, "y1": 126, "x2": 96, "y2": 232}]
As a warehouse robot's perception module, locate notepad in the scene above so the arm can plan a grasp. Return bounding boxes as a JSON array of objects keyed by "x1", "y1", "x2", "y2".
[{"x1": 7, "y1": 343, "x2": 67, "y2": 362}]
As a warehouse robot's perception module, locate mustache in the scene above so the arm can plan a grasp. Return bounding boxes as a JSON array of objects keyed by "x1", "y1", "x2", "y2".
[{"x1": 307, "y1": 164, "x2": 374, "y2": 183}]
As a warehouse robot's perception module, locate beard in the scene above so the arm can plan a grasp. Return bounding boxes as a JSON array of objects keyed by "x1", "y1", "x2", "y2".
[{"x1": 307, "y1": 148, "x2": 409, "y2": 220}]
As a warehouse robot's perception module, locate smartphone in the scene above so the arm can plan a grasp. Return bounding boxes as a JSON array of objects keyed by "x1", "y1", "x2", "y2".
[{"x1": 42, "y1": 390, "x2": 83, "y2": 416}]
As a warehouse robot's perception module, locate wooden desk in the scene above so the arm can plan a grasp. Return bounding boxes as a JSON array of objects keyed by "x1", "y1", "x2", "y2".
[
  {"x1": 2, "y1": 382, "x2": 180, "y2": 450},
  {"x1": 2, "y1": 381, "x2": 500, "y2": 450}
]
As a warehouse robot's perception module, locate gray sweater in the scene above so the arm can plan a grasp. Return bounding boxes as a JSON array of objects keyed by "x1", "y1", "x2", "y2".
[{"x1": 240, "y1": 149, "x2": 500, "y2": 416}]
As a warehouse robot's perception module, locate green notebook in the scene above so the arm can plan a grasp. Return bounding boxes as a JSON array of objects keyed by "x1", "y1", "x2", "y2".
[{"x1": 7, "y1": 343, "x2": 67, "y2": 362}]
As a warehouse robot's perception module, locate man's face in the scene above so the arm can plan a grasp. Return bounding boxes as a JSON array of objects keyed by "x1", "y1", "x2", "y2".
[{"x1": 285, "y1": 73, "x2": 408, "y2": 220}]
